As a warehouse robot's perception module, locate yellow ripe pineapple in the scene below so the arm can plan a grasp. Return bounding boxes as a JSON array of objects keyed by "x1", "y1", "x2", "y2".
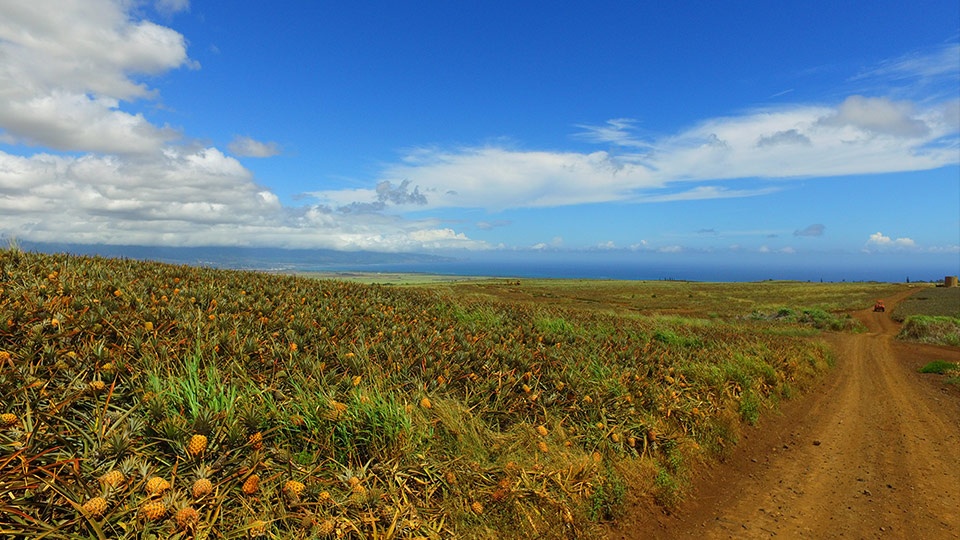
[
  {"x1": 242, "y1": 474, "x2": 260, "y2": 495},
  {"x1": 192, "y1": 465, "x2": 214, "y2": 499},
  {"x1": 174, "y1": 505, "x2": 200, "y2": 529},
  {"x1": 99, "y1": 469, "x2": 125, "y2": 489},
  {"x1": 139, "y1": 500, "x2": 167, "y2": 521},
  {"x1": 82, "y1": 496, "x2": 108, "y2": 518},
  {"x1": 247, "y1": 431, "x2": 263, "y2": 450},
  {"x1": 145, "y1": 476, "x2": 171, "y2": 496},
  {"x1": 1, "y1": 413, "x2": 19, "y2": 427},
  {"x1": 186, "y1": 434, "x2": 208, "y2": 457},
  {"x1": 283, "y1": 480, "x2": 305, "y2": 499},
  {"x1": 471, "y1": 501, "x2": 484, "y2": 514},
  {"x1": 193, "y1": 477, "x2": 213, "y2": 499}
]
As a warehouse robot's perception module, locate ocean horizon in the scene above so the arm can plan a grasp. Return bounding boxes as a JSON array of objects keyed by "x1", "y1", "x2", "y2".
[{"x1": 13, "y1": 241, "x2": 957, "y2": 284}]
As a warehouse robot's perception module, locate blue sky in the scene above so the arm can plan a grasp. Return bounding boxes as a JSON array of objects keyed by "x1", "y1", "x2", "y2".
[{"x1": 1, "y1": 1, "x2": 958, "y2": 276}]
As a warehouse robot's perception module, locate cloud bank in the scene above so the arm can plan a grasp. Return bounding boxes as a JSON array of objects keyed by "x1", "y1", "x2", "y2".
[{"x1": 311, "y1": 94, "x2": 959, "y2": 212}]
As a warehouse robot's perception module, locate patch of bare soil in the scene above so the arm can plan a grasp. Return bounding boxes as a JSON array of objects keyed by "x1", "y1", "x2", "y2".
[{"x1": 610, "y1": 289, "x2": 960, "y2": 539}]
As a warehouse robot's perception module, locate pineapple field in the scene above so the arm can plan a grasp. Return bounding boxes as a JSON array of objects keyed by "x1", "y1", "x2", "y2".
[{"x1": 0, "y1": 248, "x2": 910, "y2": 539}]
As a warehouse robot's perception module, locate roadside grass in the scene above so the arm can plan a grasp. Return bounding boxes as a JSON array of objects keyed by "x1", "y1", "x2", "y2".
[
  {"x1": 748, "y1": 306, "x2": 863, "y2": 332},
  {"x1": 0, "y1": 248, "x2": 874, "y2": 538},
  {"x1": 918, "y1": 360, "x2": 959, "y2": 374},
  {"x1": 918, "y1": 361, "x2": 960, "y2": 388},
  {"x1": 897, "y1": 315, "x2": 960, "y2": 347}
]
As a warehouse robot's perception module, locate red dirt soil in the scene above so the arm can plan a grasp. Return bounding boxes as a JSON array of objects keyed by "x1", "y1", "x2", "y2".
[{"x1": 610, "y1": 289, "x2": 960, "y2": 539}]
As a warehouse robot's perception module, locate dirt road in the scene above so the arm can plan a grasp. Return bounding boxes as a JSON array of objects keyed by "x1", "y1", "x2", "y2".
[{"x1": 612, "y1": 290, "x2": 960, "y2": 539}]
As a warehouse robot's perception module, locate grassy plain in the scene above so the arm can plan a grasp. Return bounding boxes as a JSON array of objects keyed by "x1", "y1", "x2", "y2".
[
  {"x1": 891, "y1": 286, "x2": 960, "y2": 347},
  {"x1": 0, "y1": 250, "x2": 916, "y2": 539},
  {"x1": 891, "y1": 285, "x2": 960, "y2": 320}
]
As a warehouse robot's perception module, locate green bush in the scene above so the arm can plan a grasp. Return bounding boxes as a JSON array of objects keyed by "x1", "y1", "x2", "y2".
[{"x1": 918, "y1": 360, "x2": 959, "y2": 374}]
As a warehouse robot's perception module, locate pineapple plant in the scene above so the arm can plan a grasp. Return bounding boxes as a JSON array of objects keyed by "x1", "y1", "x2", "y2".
[
  {"x1": 173, "y1": 504, "x2": 200, "y2": 530},
  {"x1": 192, "y1": 465, "x2": 214, "y2": 499},
  {"x1": 317, "y1": 518, "x2": 335, "y2": 536},
  {"x1": 82, "y1": 496, "x2": 108, "y2": 518},
  {"x1": 241, "y1": 474, "x2": 260, "y2": 495},
  {"x1": 1, "y1": 413, "x2": 19, "y2": 427},
  {"x1": 139, "y1": 500, "x2": 167, "y2": 521},
  {"x1": 99, "y1": 469, "x2": 125, "y2": 489},
  {"x1": 186, "y1": 434, "x2": 208, "y2": 457},
  {"x1": 145, "y1": 476, "x2": 171, "y2": 497},
  {"x1": 247, "y1": 431, "x2": 263, "y2": 450},
  {"x1": 283, "y1": 479, "x2": 305, "y2": 499}
]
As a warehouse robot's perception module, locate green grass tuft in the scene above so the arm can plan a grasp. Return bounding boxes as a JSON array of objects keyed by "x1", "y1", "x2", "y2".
[
  {"x1": 897, "y1": 315, "x2": 960, "y2": 346},
  {"x1": 918, "y1": 360, "x2": 959, "y2": 375}
]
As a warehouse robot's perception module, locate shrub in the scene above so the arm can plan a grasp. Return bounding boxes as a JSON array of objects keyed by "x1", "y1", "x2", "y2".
[
  {"x1": 897, "y1": 316, "x2": 960, "y2": 346},
  {"x1": 918, "y1": 360, "x2": 959, "y2": 375}
]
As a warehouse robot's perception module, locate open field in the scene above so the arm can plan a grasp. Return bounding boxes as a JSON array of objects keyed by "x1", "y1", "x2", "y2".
[
  {"x1": 282, "y1": 272, "x2": 496, "y2": 285},
  {"x1": 0, "y1": 248, "x2": 927, "y2": 538},
  {"x1": 891, "y1": 285, "x2": 960, "y2": 320},
  {"x1": 426, "y1": 279, "x2": 911, "y2": 319}
]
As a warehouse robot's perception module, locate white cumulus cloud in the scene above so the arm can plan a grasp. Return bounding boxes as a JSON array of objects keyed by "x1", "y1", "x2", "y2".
[
  {"x1": 865, "y1": 232, "x2": 917, "y2": 250},
  {"x1": 0, "y1": 0, "x2": 194, "y2": 153}
]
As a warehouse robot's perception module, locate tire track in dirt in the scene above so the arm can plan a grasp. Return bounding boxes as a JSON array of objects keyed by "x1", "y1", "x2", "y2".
[{"x1": 611, "y1": 289, "x2": 960, "y2": 539}]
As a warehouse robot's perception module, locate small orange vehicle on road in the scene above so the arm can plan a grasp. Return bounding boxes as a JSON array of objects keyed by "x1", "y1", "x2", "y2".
[{"x1": 873, "y1": 300, "x2": 885, "y2": 312}]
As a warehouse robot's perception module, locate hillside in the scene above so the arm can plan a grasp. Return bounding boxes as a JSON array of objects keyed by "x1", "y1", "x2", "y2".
[{"x1": 0, "y1": 248, "x2": 911, "y2": 538}]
